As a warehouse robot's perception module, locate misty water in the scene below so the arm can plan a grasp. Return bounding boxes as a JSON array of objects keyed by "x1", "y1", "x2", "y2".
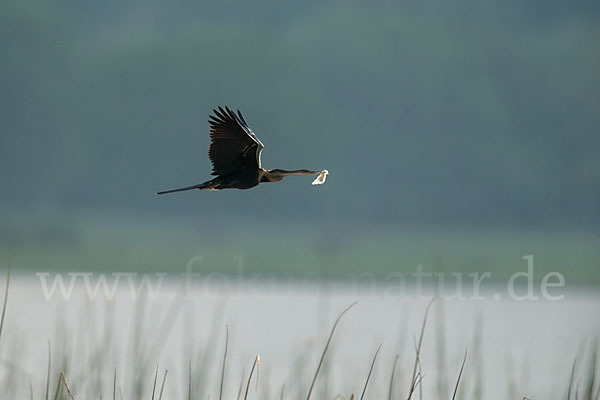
[{"x1": 2, "y1": 273, "x2": 599, "y2": 399}]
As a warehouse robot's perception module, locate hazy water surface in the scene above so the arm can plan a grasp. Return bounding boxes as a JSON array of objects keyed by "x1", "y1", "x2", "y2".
[{"x1": 2, "y1": 273, "x2": 599, "y2": 399}]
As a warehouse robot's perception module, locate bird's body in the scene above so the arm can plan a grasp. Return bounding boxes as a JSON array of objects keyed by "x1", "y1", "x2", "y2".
[{"x1": 157, "y1": 106, "x2": 328, "y2": 195}]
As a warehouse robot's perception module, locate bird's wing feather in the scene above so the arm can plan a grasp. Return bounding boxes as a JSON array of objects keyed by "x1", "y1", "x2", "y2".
[{"x1": 208, "y1": 106, "x2": 264, "y2": 176}]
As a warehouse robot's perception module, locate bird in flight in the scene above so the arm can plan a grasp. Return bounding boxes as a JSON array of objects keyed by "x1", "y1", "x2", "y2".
[{"x1": 157, "y1": 106, "x2": 328, "y2": 194}]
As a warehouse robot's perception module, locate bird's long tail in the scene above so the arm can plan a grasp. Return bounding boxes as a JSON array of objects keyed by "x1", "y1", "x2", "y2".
[{"x1": 156, "y1": 182, "x2": 212, "y2": 195}]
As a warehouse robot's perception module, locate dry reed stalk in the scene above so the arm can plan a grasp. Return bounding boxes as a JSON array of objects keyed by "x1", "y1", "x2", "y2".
[
  {"x1": 388, "y1": 355, "x2": 400, "y2": 400},
  {"x1": 451, "y1": 350, "x2": 468, "y2": 400},
  {"x1": 307, "y1": 301, "x2": 357, "y2": 400},
  {"x1": 243, "y1": 355, "x2": 260, "y2": 400},
  {"x1": 360, "y1": 344, "x2": 382, "y2": 400},
  {"x1": 158, "y1": 369, "x2": 168, "y2": 400},
  {"x1": 220, "y1": 325, "x2": 229, "y2": 400},
  {"x1": 406, "y1": 298, "x2": 435, "y2": 400}
]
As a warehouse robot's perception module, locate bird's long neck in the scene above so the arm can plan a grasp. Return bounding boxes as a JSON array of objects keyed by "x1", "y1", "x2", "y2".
[{"x1": 267, "y1": 169, "x2": 321, "y2": 178}]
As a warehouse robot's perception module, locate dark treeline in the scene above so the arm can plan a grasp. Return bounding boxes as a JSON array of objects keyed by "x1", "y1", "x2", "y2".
[{"x1": 2, "y1": 0, "x2": 599, "y2": 228}]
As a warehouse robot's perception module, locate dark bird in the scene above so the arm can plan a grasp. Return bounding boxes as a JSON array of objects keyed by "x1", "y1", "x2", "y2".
[{"x1": 157, "y1": 106, "x2": 328, "y2": 194}]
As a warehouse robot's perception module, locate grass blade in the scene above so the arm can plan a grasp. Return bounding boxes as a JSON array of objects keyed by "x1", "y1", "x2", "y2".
[
  {"x1": 307, "y1": 301, "x2": 356, "y2": 400},
  {"x1": 220, "y1": 325, "x2": 229, "y2": 400},
  {"x1": 243, "y1": 355, "x2": 260, "y2": 400},
  {"x1": 187, "y1": 360, "x2": 192, "y2": 400},
  {"x1": 158, "y1": 369, "x2": 168, "y2": 400},
  {"x1": 567, "y1": 357, "x2": 577, "y2": 400},
  {"x1": 151, "y1": 364, "x2": 159, "y2": 400},
  {"x1": 46, "y1": 340, "x2": 51, "y2": 400},
  {"x1": 0, "y1": 261, "x2": 11, "y2": 344},
  {"x1": 406, "y1": 298, "x2": 435, "y2": 400},
  {"x1": 360, "y1": 344, "x2": 382, "y2": 400},
  {"x1": 60, "y1": 371, "x2": 76, "y2": 400},
  {"x1": 388, "y1": 355, "x2": 399, "y2": 400},
  {"x1": 451, "y1": 350, "x2": 468, "y2": 400}
]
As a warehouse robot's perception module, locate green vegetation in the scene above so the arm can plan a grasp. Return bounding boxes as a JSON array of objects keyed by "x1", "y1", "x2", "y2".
[{"x1": 2, "y1": 213, "x2": 598, "y2": 283}]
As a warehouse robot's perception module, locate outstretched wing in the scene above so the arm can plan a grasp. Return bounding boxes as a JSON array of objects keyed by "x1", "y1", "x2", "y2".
[{"x1": 207, "y1": 106, "x2": 264, "y2": 176}]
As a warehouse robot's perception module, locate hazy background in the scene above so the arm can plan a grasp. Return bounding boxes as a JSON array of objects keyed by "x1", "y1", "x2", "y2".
[
  {"x1": 1, "y1": 1, "x2": 600, "y2": 398},
  {"x1": 1, "y1": 0, "x2": 599, "y2": 282}
]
